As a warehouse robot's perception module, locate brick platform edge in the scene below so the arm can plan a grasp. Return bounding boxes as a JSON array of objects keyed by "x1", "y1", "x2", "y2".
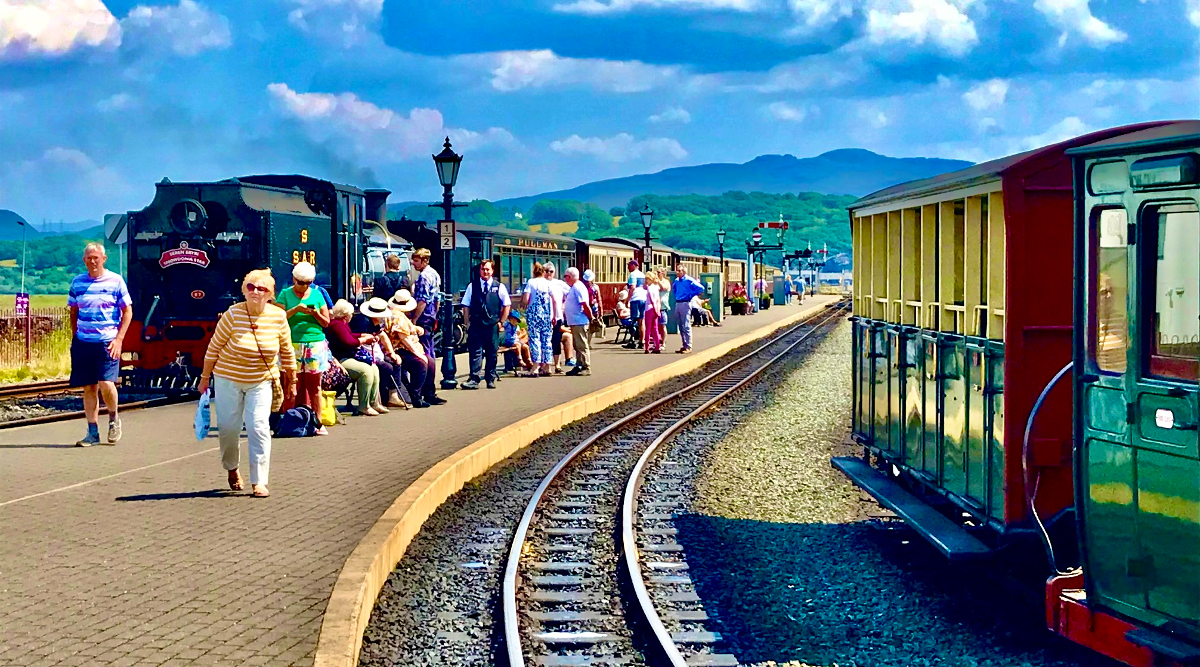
[{"x1": 311, "y1": 297, "x2": 837, "y2": 667}]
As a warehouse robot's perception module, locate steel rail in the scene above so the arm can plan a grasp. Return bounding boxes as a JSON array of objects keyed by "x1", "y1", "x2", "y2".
[
  {"x1": 619, "y1": 304, "x2": 846, "y2": 666},
  {"x1": 501, "y1": 301, "x2": 847, "y2": 667},
  {"x1": 0, "y1": 379, "x2": 72, "y2": 401}
]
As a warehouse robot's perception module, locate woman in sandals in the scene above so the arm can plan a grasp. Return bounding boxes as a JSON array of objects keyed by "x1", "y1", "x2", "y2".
[
  {"x1": 326, "y1": 299, "x2": 388, "y2": 416},
  {"x1": 198, "y1": 269, "x2": 295, "y2": 498}
]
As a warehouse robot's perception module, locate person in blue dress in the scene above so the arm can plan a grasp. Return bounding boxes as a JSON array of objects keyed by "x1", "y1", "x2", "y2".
[{"x1": 522, "y1": 262, "x2": 555, "y2": 376}]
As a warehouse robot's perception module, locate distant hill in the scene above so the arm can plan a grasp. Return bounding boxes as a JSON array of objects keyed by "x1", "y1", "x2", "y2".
[
  {"x1": 37, "y1": 219, "x2": 102, "y2": 236},
  {"x1": 0, "y1": 210, "x2": 37, "y2": 241},
  {"x1": 495, "y1": 149, "x2": 972, "y2": 211}
]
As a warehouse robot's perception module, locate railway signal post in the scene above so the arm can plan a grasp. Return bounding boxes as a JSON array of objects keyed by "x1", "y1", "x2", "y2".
[
  {"x1": 431, "y1": 137, "x2": 466, "y2": 390},
  {"x1": 746, "y1": 229, "x2": 782, "y2": 311}
]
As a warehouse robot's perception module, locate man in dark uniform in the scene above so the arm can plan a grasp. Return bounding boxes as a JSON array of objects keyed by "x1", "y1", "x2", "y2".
[{"x1": 460, "y1": 259, "x2": 511, "y2": 389}]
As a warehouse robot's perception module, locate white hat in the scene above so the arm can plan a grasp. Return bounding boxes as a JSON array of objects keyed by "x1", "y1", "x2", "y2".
[
  {"x1": 360, "y1": 297, "x2": 392, "y2": 319},
  {"x1": 292, "y1": 261, "x2": 316, "y2": 282},
  {"x1": 389, "y1": 288, "x2": 418, "y2": 313}
]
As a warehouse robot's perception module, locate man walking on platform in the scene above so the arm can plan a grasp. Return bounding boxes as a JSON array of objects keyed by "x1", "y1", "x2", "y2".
[
  {"x1": 69, "y1": 242, "x2": 133, "y2": 446},
  {"x1": 409, "y1": 249, "x2": 447, "y2": 405},
  {"x1": 563, "y1": 267, "x2": 592, "y2": 376},
  {"x1": 671, "y1": 264, "x2": 704, "y2": 355},
  {"x1": 460, "y1": 259, "x2": 511, "y2": 389}
]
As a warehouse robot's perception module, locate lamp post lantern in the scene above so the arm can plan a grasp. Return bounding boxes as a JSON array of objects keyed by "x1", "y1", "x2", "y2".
[
  {"x1": 639, "y1": 204, "x2": 654, "y2": 268},
  {"x1": 431, "y1": 137, "x2": 465, "y2": 390}
]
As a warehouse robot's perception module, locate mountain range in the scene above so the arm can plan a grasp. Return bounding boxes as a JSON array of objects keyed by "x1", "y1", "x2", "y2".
[
  {"x1": 0, "y1": 213, "x2": 104, "y2": 242},
  {"x1": 490, "y1": 149, "x2": 973, "y2": 211}
]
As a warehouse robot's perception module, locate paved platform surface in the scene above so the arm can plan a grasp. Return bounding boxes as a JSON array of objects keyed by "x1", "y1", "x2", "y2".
[{"x1": 0, "y1": 298, "x2": 835, "y2": 666}]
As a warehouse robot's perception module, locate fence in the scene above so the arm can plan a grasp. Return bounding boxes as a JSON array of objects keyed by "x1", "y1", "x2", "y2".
[{"x1": 0, "y1": 307, "x2": 71, "y2": 371}]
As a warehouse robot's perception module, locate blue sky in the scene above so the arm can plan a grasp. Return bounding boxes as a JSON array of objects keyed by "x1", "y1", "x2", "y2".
[{"x1": 0, "y1": 0, "x2": 1197, "y2": 224}]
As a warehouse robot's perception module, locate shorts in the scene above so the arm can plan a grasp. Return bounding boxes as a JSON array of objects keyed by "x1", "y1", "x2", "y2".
[
  {"x1": 551, "y1": 320, "x2": 565, "y2": 355},
  {"x1": 629, "y1": 300, "x2": 646, "y2": 321},
  {"x1": 69, "y1": 339, "x2": 120, "y2": 387},
  {"x1": 293, "y1": 339, "x2": 330, "y2": 374}
]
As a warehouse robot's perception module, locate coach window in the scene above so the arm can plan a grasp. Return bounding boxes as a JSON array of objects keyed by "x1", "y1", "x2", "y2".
[
  {"x1": 1143, "y1": 203, "x2": 1200, "y2": 381},
  {"x1": 1092, "y1": 208, "x2": 1129, "y2": 374}
]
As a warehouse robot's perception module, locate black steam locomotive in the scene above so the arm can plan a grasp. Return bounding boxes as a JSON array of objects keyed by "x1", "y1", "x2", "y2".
[{"x1": 121, "y1": 174, "x2": 393, "y2": 388}]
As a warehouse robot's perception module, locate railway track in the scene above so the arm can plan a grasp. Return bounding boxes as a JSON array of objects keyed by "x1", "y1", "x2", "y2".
[
  {"x1": 0, "y1": 379, "x2": 193, "y2": 430},
  {"x1": 501, "y1": 301, "x2": 848, "y2": 667},
  {"x1": 0, "y1": 379, "x2": 73, "y2": 401}
]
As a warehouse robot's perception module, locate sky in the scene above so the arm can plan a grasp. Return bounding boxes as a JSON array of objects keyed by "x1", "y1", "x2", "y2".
[{"x1": 0, "y1": 0, "x2": 1197, "y2": 224}]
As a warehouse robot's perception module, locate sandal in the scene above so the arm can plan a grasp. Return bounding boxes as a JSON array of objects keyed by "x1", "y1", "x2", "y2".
[
  {"x1": 251, "y1": 484, "x2": 270, "y2": 498},
  {"x1": 228, "y1": 470, "x2": 244, "y2": 491}
]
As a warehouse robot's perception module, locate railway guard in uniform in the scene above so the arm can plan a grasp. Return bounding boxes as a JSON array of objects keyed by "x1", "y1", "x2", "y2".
[{"x1": 460, "y1": 259, "x2": 511, "y2": 390}]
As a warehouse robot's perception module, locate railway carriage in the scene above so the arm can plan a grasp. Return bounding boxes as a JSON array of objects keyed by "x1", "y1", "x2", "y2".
[
  {"x1": 836, "y1": 120, "x2": 1200, "y2": 667},
  {"x1": 121, "y1": 174, "x2": 390, "y2": 388}
]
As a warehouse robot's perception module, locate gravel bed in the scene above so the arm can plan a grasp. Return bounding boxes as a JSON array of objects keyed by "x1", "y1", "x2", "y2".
[
  {"x1": 358, "y1": 317, "x2": 837, "y2": 667},
  {"x1": 665, "y1": 320, "x2": 1118, "y2": 667}
]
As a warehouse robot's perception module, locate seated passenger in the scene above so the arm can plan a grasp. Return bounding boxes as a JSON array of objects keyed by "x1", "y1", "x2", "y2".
[
  {"x1": 358, "y1": 297, "x2": 410, "y2": 409},
  {"x1": 691, "y1": 295, "x2": 720, "y2": 327},
  {"x1": 501, "y1": 310, "x2": 534, "y2": 375},
  {"x1": 616, "y1": 290, "x2": 632, "y2": 325},
  {"x1": 327, "y1": 299, "x2": 387, "y2": 417}
]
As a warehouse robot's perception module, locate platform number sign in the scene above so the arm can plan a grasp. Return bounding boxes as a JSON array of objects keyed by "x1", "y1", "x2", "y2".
[{"x1": 439, "y1": 221, "x2": 456, "y2": 250}]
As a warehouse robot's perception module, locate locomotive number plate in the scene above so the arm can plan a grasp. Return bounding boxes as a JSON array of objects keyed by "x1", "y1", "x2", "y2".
[{"x1": 191, "y1": 290, "x2": 205, "y2": 300}]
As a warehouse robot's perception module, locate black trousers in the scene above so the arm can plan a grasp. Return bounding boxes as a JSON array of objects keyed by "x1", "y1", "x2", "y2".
[
  {"x1": 418, "y1": 332, "x2": 438, "y2": 399},
  {"x1": 378, "y1": 352, "x2": 427, "y2": 403},
  {"x1": 467, "y1": 324, "x2": 499, "y2": 384}
]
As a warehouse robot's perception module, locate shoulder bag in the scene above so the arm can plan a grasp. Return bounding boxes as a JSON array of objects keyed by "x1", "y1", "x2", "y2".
[{"x1": 248, "y1": 306, "x2": 285, "y2": 413}]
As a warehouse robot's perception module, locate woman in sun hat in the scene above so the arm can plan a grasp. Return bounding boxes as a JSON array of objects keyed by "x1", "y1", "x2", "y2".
[
  {"x1": 383, "y1": 289, "x2": 431, "y2": 408},
  {"x1": 359, "y1": 297, "x2": 409, "y2": 409}
]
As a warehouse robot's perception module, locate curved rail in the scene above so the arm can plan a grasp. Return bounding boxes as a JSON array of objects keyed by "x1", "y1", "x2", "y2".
[{"x1": 501, "y1": 301, "x2": 847, "y2": 666}]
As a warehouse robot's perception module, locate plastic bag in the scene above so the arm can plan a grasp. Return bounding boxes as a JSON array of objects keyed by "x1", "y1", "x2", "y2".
[
  {"x1": 320, "y1": 390, "x2": 341, "y2": 426},
  {"x1": 194, "y1": 391, "x2": 212, "y2": 441}
]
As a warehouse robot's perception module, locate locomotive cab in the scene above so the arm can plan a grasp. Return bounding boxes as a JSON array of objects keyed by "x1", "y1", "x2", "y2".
[{"x1": 1056, "y1": 121, "x2": 1200, "y2": 665}]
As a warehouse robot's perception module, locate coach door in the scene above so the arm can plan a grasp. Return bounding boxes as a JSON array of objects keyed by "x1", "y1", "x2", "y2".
[{"x1": 1081, "y1": 192, "x2": 1200, "y2": 639}]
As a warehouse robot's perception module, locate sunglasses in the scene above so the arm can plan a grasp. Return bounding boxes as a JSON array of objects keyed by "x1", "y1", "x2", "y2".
[
  {"x1": 294, "y1": 279, "x2": 312, "y2": 285},
  {"x1": 245, "y1": 284, "x2": 270, "y2": 293}
]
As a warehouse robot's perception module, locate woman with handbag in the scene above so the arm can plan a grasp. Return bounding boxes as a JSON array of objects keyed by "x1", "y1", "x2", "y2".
[
  {"x1": 385, "y1": 289, "x2": 431, "y2": 408},
  {"x1": 326, "y1": 299, "x2": 387, "y2": 416},
  {"x1": 198, "y1": 269, "x2": 295, "y2": 498}
]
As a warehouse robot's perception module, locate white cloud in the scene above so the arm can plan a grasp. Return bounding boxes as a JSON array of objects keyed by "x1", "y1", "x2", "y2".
[
  {"x1": 649, "y1": 106, "x2": 692, "y2": 123},
  {"x1": 1017, "y1": 116, "x2": 1091, "y2": 151},
  {"x1": 549, "y1": 133, "x2": 687, "y2": 163},
  {"x1": 96, "y1": 93, "x2": 136, "y2": 112},
  {"x1": 0, "y1": 147, "x2": 133, "y2": 207},
  {"x1": 481, "y1": 49, "x2": 685, "y2": 93},
  {"x1": 0, "y1": 0, "x2": 121, "y2": 58},
  {"x1": 286, "y1": 0, "x2": 383, "y2": 41},
  {"x1": 121, "y1": 0, "x2": 230, "y2": 56},
  {"x1": 552, "y1": 0, "x2": 757, "y2": 15},
  {"x1": 754, "y1": 51, "x2": 869, "y2": 92},
  {"x1": 962, "y1": 78, "x2": 1008, "y2": 111},
  {"x1": 866, "y1": 0, "x2": 978, "y2": 56},
  {"x1": 1187, "y1": 0, "x2": 1200, "y2": 26},
  {"x1": 787, "y1": 0, "x2": 854, "y2": 29},
  {"x1": 766, "y1": 101, "x2": 808, "y2": 122},
  {"x1": 858, "y1": 106, "x2": 890, "y2": 128},
  {"x1": 1033, "y1": 0, "x2": 1126, "y2": 47},
  {"x1": 267, "y1": 83, "x2": 516, "y2": 162}
]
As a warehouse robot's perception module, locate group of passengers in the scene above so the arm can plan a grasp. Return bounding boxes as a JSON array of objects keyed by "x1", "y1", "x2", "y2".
[{"x1": 615, "y1": 260, "x2": 712, "y2": 355}]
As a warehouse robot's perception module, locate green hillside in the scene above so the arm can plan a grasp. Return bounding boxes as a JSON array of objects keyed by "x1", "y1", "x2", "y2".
[{"x1": 0, "y1": 231, "x2": 117, "y2": 295}]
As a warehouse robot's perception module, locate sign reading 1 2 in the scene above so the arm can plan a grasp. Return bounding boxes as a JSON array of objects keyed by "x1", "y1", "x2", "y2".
[{"x1": 292, "y1": 228, "x2": 315, "y2": 265}]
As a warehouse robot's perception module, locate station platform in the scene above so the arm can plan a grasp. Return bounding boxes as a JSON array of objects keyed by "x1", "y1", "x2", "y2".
[{"x1": 0, "y1": 297, "x2": 836, "y2": 666}]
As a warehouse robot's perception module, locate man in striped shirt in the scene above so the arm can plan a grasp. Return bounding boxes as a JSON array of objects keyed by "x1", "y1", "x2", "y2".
[{"x1": 69, "y1": 242, "x2": 133, "y2": 447}]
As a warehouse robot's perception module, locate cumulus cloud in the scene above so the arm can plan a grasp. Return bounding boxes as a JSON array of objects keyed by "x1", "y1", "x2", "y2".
[
  {"x1": 753, "y1": 51, "x2": 869, "y2": 93},
  {"x1": 121, "y1": 0, "x2": 231, "y2": 56},
  {"x1": 1033, "y1": 0, "x2": 1125, "y2": 47},
  {"x1": 549, "y1": 133, "x2": 687, "y2": 163},
  {"x1": 0, "y1": 147, "x2": 133, "y2": 213},
  {"x1": 552, "y1": 0, "x2": 757, "y2": 15},
  {"x1": 866, "y1": 0, "x2": 978, "y2": 56},
  {"x1": 480, "y1": 49, "x2": 685, "y2": 93},
  {"x1": 962, "y1": 78, "x2": 1008, "y2": 111},
  {"x1": 765, "y1": 101, "x2": 808, "y2": 122},
  {"x1": 787, "y1": 0, "x2": 854, "y2": 29},
  {"x1": 267, "y1": 83, "x2": 515, "y2": 162},
  {"x1": 1018, "y1": 116, "x2": 1091, "y2": 151},
  {"x1": 649, "y1": 106, "x2": 692, "y2": 123},
  {"x1": 0, "y1": 0, "x2": 121, "y2": 58},
  {"x1": 1189, "y1": 0, "x2": 1200, "y2": 26},
  {"x1": 286, "y1": 0, "x2": 383, "y2": 42}
]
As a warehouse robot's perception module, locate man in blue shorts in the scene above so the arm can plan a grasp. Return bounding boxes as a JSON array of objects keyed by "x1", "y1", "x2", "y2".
[{"x1": 69, "y1": 242, "x2": 133, "y2": 446}]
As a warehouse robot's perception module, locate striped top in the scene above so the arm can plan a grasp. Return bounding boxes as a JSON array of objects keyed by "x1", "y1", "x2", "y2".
[{"x1": 205, "y1": 303, "x2": 296, "y2": 384}]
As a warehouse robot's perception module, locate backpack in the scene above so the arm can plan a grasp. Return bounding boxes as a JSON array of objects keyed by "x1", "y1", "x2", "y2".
[{"x1": 270, "y1": 405, "x2": 320, "y2": 438}]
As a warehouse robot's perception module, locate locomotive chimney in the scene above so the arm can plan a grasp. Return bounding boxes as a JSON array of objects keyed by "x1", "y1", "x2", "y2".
[{"x1": 364, "y1": 188, "x2": 391, "y2": 223}]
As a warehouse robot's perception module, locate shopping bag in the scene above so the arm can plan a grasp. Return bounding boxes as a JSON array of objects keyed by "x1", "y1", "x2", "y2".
[
  {"x1": 320, "y1": 390, "x2": 342, "y2": 426},
  {"x1": 194, "y1": 391, "x2": 212, "y2": 441}
]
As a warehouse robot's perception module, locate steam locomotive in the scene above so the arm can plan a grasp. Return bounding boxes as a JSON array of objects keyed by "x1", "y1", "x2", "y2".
[{"x1": 119, "y1": 175, "x2": 394, "y2": 388}]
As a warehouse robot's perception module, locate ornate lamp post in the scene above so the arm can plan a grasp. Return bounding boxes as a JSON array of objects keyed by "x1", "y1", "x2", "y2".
[
  {"x1": 716, "y1": 228, "x2": 726, "y2": 288},
  {"x1": 432, "y1": 137, "x2": 464, "y2": 390},
  {"x1": 639, "y1": 204, "x2": 654, "y2": 268}
]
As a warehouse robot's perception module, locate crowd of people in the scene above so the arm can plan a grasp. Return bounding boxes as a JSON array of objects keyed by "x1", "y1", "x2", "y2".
[{"x1": 64, "y1": 243, "x2": 738, "y2": 499}]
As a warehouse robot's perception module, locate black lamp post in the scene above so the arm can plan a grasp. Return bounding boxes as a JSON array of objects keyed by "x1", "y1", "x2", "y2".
[
  {"x1": 716, "y1": 228, "x2": 726, "y2": 300},
  {"x1": 639, "y1": 204, "x2": 654, "y2": 268},
  {"x1": 432, "y1": 137, "x2": 464, "y2": 390}
]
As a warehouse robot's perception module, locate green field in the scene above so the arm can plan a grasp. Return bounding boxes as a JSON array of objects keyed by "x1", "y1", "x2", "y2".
[{"x1": 0, "y1": 294, "x2": 68, "y2": 309}]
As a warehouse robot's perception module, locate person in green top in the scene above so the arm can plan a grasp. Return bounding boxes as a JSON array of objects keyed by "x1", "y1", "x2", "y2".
[{"x1": 276, "y1": 262, "x2": 332, "y2": 434}]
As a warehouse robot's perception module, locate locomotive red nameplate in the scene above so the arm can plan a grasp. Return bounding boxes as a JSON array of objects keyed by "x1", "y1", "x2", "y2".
[
  {"x1": 191, "y1": 290, "x2": 205, "y2": 299},
  {"x1": 159, "y1": 242, "x2": 210, "y2": 269}
]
